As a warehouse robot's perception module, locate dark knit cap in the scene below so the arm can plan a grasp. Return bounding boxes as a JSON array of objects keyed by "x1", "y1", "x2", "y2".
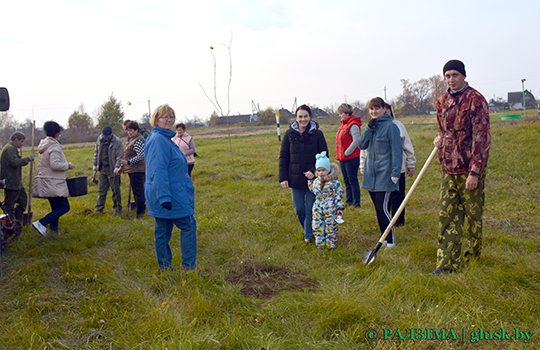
[
  {"x1": 443, "y1": 59, "x2": 466, "y2": 77},
  {"x1": 102, "y1": 126, "x2": 113, "y2": 138}
]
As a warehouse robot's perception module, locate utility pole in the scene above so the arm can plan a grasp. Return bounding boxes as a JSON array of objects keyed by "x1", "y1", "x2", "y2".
[
  {"x1": 384, "y1": 86, "x2": 388, "y2": 101},
  {"x1": 148, "y1": 98, "x2": 151, "y2": 118},
  {"x1": 521, "y1": 79, "x2": 527, "y2": 119}
]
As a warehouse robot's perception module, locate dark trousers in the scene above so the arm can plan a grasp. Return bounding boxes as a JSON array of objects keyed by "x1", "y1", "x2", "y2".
[
  {"x1": 3, "y1": 187, "x2": 27, "y2": 218},
  {"x1": 390, "y1": 172, "x2": 406, "y2": 226},
  {"x1": 188, "y1": 163, "x2": 195, "y2": 177},
  {"x1": 128, "y1": 172, "x2": 146, "y2": 215},
  {"x1": 95, "y1": 173, "x2": 122, "y2": 213},
  {"x1": 340, "y1": 158, "x2": 361, "y2": 206},
  {"x1": 39, "y1": 197, "x2": 70, "y2": 232},
  {"x1": 369, "y1": 191, "x2": 395, "y2": 244}
]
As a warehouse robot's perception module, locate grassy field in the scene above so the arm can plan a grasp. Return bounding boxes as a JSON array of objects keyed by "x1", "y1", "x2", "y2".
[{"x1": 0, "y1": 112, "x2": 539, "y2": 349}]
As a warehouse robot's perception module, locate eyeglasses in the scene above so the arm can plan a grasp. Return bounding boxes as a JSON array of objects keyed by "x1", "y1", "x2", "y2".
[{"x1": 159, "y1": 115, "x2": 175, "y2": 121}]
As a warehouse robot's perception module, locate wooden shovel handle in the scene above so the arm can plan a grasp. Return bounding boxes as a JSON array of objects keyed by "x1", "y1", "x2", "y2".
[{"x1": 377, "y1": 146, "x2": 439, "y2": 243}]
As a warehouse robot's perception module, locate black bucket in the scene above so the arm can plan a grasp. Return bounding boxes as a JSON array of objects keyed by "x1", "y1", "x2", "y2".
[{"x1": 67, "y1": 176, "x2": 88, "y2": 197}]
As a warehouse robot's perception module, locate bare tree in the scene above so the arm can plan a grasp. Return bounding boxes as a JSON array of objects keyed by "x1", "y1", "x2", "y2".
[
  {"x1": 68, "y1": 103, "x2": 94, "y2": 135},
  {"x1": 0, "y1": 111, "x2": 18, "y2": 146},
  {"x1": 399, "y1": 78, "x2": 433, "y2": 115},
  {"x1": 428, "y1": 75, "x2": 447, "y2": 108}
]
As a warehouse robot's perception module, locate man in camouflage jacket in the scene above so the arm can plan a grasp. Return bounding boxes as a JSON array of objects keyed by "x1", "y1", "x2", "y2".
[
  {"x1": 431, "y1": 60, "x2": 491, "y2": 275},
  {"x1": 0, "y1": 132, "x2": 34, "y2": 219}
]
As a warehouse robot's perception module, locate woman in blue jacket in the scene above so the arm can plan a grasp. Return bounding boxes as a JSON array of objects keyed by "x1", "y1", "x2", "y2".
[
  {"x1": 145, "y1": 104, "x2": 197, "y2": 271},
  {"x1": 358, "y1": 97, "x2": 403, "y2": 247}
]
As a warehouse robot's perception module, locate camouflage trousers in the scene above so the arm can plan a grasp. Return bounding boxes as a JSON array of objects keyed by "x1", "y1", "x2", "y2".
[{"x1": 436, "y1": 172, "x2": 486, "y2": 271}]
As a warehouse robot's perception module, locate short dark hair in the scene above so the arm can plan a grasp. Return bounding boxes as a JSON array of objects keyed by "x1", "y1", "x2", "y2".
[
  {"x1": 175, "y1": 123, "x2": 186, "y2": 130},
  {"x1": 123, "y1": 119, "x2": 132, "y2": 126},
  {"x1": 296, "y1": 104, "x2": 312, "y2": 118},
  {"x1": 368, "y1": 97, "x2": 386, "y2": 109},
  {"x1": 10, "y1": 132, "x2": 25, "y2": 141},
  {"x1": 126, "y1": 120, "x2": 139, "y2": 132},
  {"x1": 43, "y1": 121, "x2": 63, "y2": 137}
]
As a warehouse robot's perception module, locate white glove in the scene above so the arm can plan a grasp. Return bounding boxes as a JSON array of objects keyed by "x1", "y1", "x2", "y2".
[
  {"x1": 28, "y1": 154, "x2": 35, "y2": 161},
  {"x1": 391, "y1": 176, "x2": 399, "y2": 184},
  {"x1": 93, "y1": 166, "x2": 98, "y2": 172}
]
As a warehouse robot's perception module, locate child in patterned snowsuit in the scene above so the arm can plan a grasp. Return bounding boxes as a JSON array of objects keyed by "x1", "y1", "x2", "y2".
[{"x1": 308, "y1": 151, "x2": 345, "y2": 250}]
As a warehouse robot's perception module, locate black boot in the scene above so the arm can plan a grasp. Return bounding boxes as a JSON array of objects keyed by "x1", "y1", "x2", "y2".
[{"x1": 14, "y1": 208, "x2": 24, "y2": 221}]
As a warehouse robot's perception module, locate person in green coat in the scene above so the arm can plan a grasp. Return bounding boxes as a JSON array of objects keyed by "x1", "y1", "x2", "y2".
[{"x1": 0, "y1": 132, "x2": 34, "y2": 219}]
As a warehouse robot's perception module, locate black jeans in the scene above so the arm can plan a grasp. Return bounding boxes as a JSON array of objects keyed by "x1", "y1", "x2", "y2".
[
  {"x1": 340, "y1": 157, "x2": 361, "y2": 206},
  {"x1": 390, "y1": 172, "x2": 406, "y2": 226},
  {"x1": 39, "y1": 197, "x2": 70, "y2": 232},
  {"x1": 369, "y1": 191, "x2": 395, "y2": 244},
  {"x1": 128, "y1": 172, "x2": 146, "y2": 215}
]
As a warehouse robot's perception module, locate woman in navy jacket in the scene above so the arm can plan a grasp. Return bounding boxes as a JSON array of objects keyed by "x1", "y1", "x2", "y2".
[
  {"x1": 279, "y1": 104, "x2": 328, "y2": 243},
  {"x1": 358, "y1": 97, "x2": 403, "y2": 247},
  {"x1": 145, "y1": 104, "x2": 197, "y2": 271}
]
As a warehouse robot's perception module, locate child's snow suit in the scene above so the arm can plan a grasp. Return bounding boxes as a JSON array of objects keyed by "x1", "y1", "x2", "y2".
[{"x1": 308, "y1": 163, "x2": 345, "y2": 249}]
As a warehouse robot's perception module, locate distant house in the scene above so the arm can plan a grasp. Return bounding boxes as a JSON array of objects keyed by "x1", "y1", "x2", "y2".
[
  {"x1": 283, "y1": 106, "x2": 329, "y2": 120},
  {"x1": 508, "y1": 90, "x2": 536, "y2": 109},
  {"x1": 214, "y1": 114, "x2": 257, "y2": 126},
  {"x1": 278, "y1": 108, "x2": 294, "y2": 121}
]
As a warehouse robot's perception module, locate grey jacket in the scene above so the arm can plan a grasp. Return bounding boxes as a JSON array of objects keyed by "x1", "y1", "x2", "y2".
[{"x1": 93, "y1": 134, "x2": 123, "y2": 177}]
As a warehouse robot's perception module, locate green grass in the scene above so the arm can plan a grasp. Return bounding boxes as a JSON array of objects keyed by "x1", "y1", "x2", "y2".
[{"x1": 1, "y1": 114, "x2": 539, "y2": 349}]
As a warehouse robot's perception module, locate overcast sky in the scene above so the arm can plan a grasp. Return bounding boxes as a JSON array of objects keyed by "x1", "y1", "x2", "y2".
[{"x1": 2, "y1": 0, "x2": 539, "y2": 128}]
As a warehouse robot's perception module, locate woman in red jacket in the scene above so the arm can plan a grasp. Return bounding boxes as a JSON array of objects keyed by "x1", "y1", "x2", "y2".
[{"x1": 335, "y1": 103, "x2": 362, "y2": 208}]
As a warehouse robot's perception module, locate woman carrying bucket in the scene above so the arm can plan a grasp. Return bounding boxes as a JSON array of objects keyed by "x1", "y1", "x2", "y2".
[{"x1": 32, "y1": 121, "x2": 75, "y2": 236}]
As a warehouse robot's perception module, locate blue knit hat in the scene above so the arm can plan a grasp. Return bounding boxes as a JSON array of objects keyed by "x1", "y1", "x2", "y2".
[{"x1": 315, "y1": 151, "x2": 330, "y2": 172}]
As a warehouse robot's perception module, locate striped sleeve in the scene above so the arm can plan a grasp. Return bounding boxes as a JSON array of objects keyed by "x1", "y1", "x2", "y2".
[{"x1": 127, "y1": 139, "x2": 145, "y2": 165}]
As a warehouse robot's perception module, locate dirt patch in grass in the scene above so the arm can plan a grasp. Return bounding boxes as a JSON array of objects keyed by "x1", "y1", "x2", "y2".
[{"x1": 225, "y1": 263, "x2": 318, "y2": 299}]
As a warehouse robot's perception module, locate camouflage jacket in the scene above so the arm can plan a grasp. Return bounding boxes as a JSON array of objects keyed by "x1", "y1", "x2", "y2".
[
  {"x1": 436, "y1": 84, "x2": 491, "y2": 176},
  {"x1": 0, "y1": 141, "x2": 31, "y2": 190}
]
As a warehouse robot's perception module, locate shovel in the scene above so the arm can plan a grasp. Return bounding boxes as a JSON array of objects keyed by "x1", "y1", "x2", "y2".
[
  {"x1": 362, "y1": 146, "x2": 438, "y2": 265},
  {"x1": 23, "y1": 121, "x2": 35, "y2": 226}
]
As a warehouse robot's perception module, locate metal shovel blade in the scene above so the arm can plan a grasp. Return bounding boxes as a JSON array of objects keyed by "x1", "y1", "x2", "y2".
[{"x1": 362, "y1": 249, "x2": 376, "y2": 265}]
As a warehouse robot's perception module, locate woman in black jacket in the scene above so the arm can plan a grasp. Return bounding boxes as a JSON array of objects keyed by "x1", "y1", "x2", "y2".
[{"x1": 279, "y1": 105, "x2": 328, "y2": 243}]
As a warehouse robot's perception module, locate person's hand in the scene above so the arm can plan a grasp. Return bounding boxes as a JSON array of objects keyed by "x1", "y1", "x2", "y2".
[
  {"x1": 433, "y1": 134, "x2": 443, "y2": 148},
  {"x1": 93, "y1": 165, "x2": 98, "y2": 172},
  {"x1": 121, "y1": 160, "x2": 128, "y2": 166},
  {"x1": 407, "y1": 168, "x2": 415, "y2": 177},
  {"x1": 28, "y1": 153, "x2": 35, "y2": 161},
  {"x1": 162, "y1": 202, "x2": 172, "y2": 210},
  {"x1": 304, "y1": 171, "x2": 314, "y2": 180},
  {"x1": 465, "y1": 174, "x2": 478, "y2": 191},
  {"x1": 368, "y1": 118, "x2": 378, "y2": 130},
  {"x1": 391, "y1": 176, "x2": 399, "y2": 184},
  {"x1": 337, "y1": 209, "x2": 344, "y2": 216},
  {"x1": 68, "y1": 163, "x2": 75, "y2": 170},
  {"x1": 115, "y1": 167, "x2": 123, "y2": 175},
  {"x1": 360, "y1": 168, "x2": 364, "y2": 175},
  {"x1": 280, "y1": 180, "x2": 289, "y2": 189}
]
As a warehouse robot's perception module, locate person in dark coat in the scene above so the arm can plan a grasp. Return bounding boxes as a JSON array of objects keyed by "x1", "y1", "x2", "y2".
[
  {"x1": 118, "y1": 121, "x2": 146, "y2": 218},
  {"x1": 279, "y1": 104, "x2": 328, "y2": 243},
  {"x1": 0, "y1": 132, "x2": 34, "y2": 220}
]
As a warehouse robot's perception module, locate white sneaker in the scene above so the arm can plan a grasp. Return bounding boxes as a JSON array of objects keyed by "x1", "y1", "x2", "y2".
[
  {"x1": 32, "y1": 221, "x2": 47, "y2": 237},
  {"x1": 386, "y1": 243, "x2": 396, "y2": 248}
]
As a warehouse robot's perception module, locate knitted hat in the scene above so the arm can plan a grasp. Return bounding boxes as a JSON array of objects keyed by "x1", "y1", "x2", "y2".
[
  {"x1": 315, "y1": 151, "x2": 330, "y2": 172},
  {"x1": 443, "y1": 59, "x2": 466, "y2": 77}
]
